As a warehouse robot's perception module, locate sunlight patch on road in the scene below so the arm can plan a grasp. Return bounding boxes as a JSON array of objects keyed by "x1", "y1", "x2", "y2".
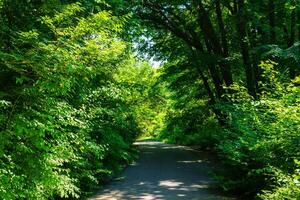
[
  {"x1": 133, "y1": 141, "x2": 162, "y2": 145},
  {"x1": 177, "y1": 160, "x2": 203, "y2": 163},
  {"x1": 159, "y1": 180, "x2": 184, "y2": 187},
  {"x1": 138, "y1": 182, "x2": 146, "y2": 185},
  {"x1": 191, "y1": 183, "x2": 210, "y2": 189},
  {"x1": 140, "y1": 193, "x2": 164, "y2": 200}
]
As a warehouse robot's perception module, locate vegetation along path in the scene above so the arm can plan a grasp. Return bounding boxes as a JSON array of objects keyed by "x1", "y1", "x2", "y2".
[
  {"x1": 1, "y1": 1, "x2": 300, "y2": 199},
  {"x1": 89, "y1": 141, "x2": 235, "y2": 200}
]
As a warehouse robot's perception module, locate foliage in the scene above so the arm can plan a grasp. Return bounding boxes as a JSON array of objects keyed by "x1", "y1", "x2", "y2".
[
  {"x1": 213, "y1": 61, "x2": 300, "y2": 196},
  {"x1": 1, "y1": 0, "x2": 300, "y2": 199},
  {"x1": 112, "y1": 0, "x2": 300, "y2": 197},
  {"x1": 114, "y1": 60, "x2": 167, "y2": 137},
  {"x1": 259, "y1": 161, "x2": 300, "y2": 200},
  {"x1": 0, "y1": 2, "x2": 157, "y2": 199}
]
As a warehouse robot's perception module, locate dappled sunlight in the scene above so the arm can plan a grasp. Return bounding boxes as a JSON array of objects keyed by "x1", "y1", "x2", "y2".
[
  {"x1": 139, "y1": 193, "x2": 164, "y2": 200},
  {"x1": 133, "y1": 141, "x2": 162, "y2": 146},
  {"x1": 90, "y1": 141, "x2": 235, "y2": 200},
  {"x1": 143, "y1": 146, "x2": 160, "y2": 150},
  {"x1": 2, "y1": 0, "x2": 298, "y2": 199},
  {"x1": 159, "y1": 180, "x2": 184, "y2": 187},
  {"x1": 130, "y1": 162, "x2": 139, "y2": 166},
  {"x1": 191, "y1": 184, "x2": 210, "y2": 189},
  {"x1": 91, "y1": 180, "x2": 224, "y2": 199},
  {"x1": 138, "y1": 182, "x2": 146, "y2": 185},
  {"x1": 160, "y1": 146, "x2": 180, "y2": 149},
  {"x1": 178, "y1": 160, "x2": 204, "y2": 164},
  {"x1": 91, "y1": 179, "x2": 227, "y2": 200}
]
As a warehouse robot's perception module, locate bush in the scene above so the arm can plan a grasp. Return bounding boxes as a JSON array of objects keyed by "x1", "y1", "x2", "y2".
[
  {"x1": 214, "y1": 61, "x2": 300, "y2": 197},
  {"x1": 0, "y1": 4, "x2": 141, "y2": 199},
  {"x1": 259, "y1": 161, "x2": 300, "y2": 200}
]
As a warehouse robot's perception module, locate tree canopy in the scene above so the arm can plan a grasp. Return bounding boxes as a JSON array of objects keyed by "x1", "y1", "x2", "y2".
[{"x1": 0, "y1": 0, "x2": 299, "y2": 199}]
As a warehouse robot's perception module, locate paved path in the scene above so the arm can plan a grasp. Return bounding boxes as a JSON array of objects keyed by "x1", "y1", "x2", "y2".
[{"x1": 89, "y1": 141, "x2": 235, "y2": 200}]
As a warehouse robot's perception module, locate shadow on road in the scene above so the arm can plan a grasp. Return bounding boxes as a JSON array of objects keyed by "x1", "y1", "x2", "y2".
[{"x1": 89, "y1": 140, "x2": 235, "y2": 200}]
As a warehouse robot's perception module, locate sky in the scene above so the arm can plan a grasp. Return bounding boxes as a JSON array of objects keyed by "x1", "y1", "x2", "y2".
[{"x1": 150, "y1": 58, "x2": 161, "y2": 69}]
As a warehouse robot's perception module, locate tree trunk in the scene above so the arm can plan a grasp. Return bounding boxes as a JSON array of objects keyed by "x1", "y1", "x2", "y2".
[
  {"x1": 192, "y1": 50, "x2": 216, "y2": 104},
  {"x1": 235, "y1": 0, "x2": 257, "y2": 98},
  {"x1": 215, "y1": 0, "x2": 233, "y2": 87},
  {"x1": 298, "y1": 8, "x2": 300, "y2": 41},
  {"x1": 216, "y1": 0, "x2": 229, "y2": 57},
  {"x1": 289, "y1": 8, "x2": 296, "y2": 47},
  {"x1": 191, "y1": 49, "x2": 227, "y2": 126},
  {"x1": 3, "y1": 1, "x2": 14, "y2": 51},
  {"x1": 201, "y1": 34, "x2": 224, "y2": 98},
  {"x1": 196, "y1": 1, "x2": 233, "y2": 87},
  {"x1": 208, "y1": 64, "x2": 224, "y2": 99},
  {"x1": 268, "y1": 0, "x2": 276, "y2": 44},
  {"x1": 289, "y1": 4, "x2": 296, "y2": 79},
  {"x1": 196, "y1": 64, "x2": 226, "y2": 126}
]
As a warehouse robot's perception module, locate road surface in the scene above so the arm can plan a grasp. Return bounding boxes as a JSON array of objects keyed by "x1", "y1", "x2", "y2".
[{"x1": 89, "y1": 141, "x2": 235, "y2": 200}]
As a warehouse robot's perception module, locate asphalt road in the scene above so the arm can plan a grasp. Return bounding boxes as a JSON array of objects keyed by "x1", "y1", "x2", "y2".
[{"x1": 89, "y1": 141, "x2": 235, "y2": 200}]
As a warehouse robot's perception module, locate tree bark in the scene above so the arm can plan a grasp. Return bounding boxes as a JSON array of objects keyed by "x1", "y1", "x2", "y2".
[
  {"x1": 196, "y1": 1, "x2": 233, "y2": 86},
  {"x1": 216, "y1": 0, "x2": 229, "y2": 57},
  {"x1": 191, "y1": 49, "x2": 216, "y2": 104},
  {"x1": 289, "y1": 3, "x2": 296, "y2": 79},
  {"x1": 298, "y1": 8, "x2": 300, "y2": 41},
  {"x1": 202, "y1": 37, "x2": 224, "y2": 98},
  {"x1": 268, "y1": 0, "x2": 276, "y2": 44},
  {"x1": 288, "y1": 8, "x2": 296, "y2": 47},
  {"x1": 235, "y1": 0, "x2": 257, "y2": 98},
  {"x1": 191, "y1": 49, "x2": 227, "y2": 126},
  {"x1": 3, "y1": 1, "x2": 14, "y2": 50},
  {"x1": 215, "y1": 0, "x2": 233, "y2": 87},
  {"x1": 139, "y1": 1, "x2": 205, "y2": 51}
]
